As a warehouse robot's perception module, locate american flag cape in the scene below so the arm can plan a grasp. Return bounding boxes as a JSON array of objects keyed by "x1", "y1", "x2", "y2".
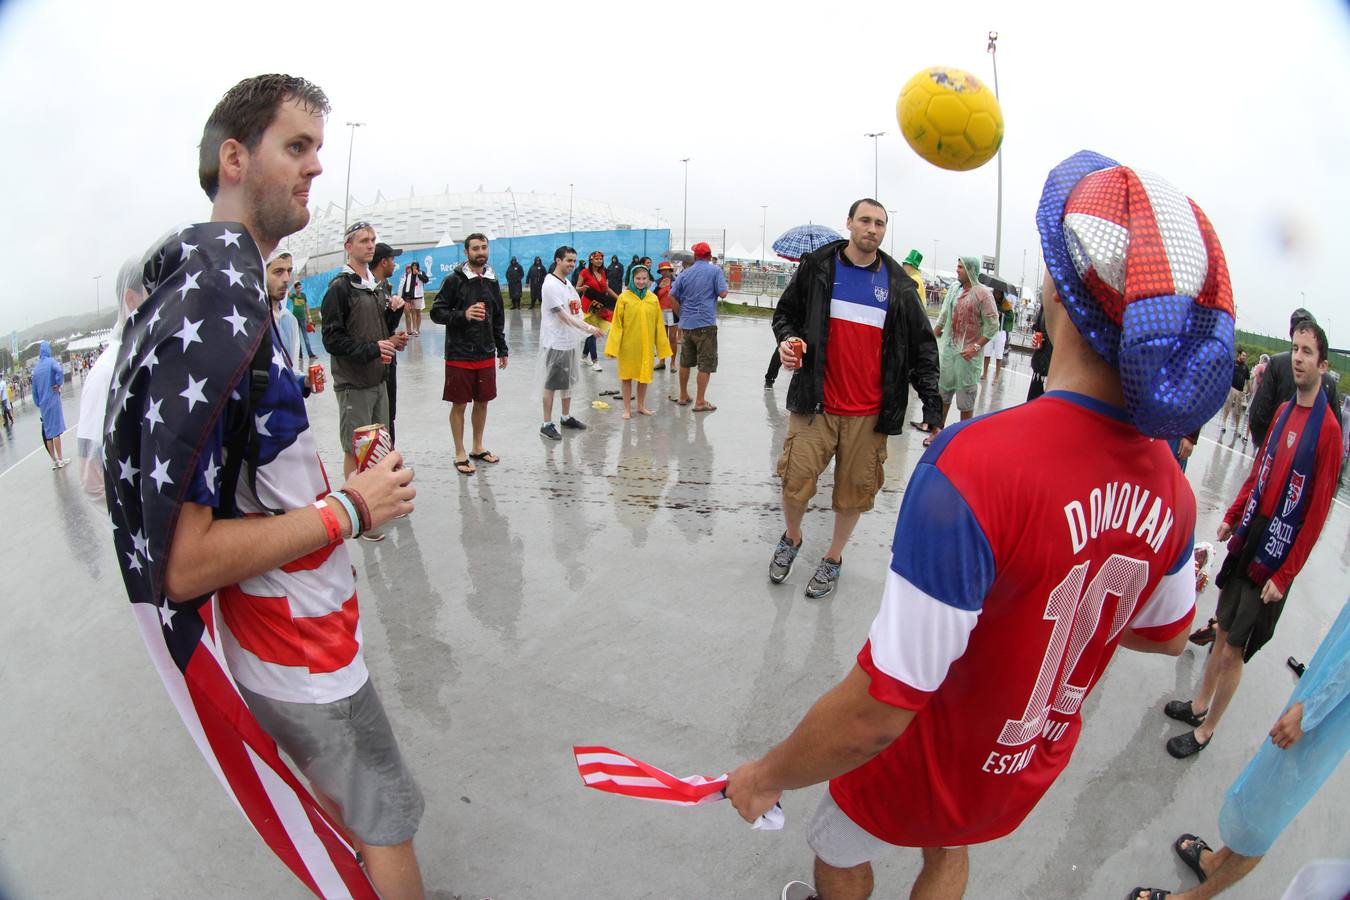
[
  {"x1": 573, "y1": 746, "x2": 784, "y2": 830},
  {"x1": 104, "y1": 222, "x2": 376, "y2": 899}
]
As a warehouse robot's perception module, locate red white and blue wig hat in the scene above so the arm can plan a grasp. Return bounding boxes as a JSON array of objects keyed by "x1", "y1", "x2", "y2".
[{"x1": 1037, "y1": 150, "x2": 1235, "y2": 438}]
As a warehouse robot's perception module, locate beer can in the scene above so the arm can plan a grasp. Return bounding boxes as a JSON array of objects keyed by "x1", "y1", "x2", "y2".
[
  {"x1": 308, "y1": 362, "x2": 325, "y2": 393},
  {"x1": 787, "y1": 337, "x2": 805, "y2": 366},
  {"x1": 352, "y1": 424, "x2": 392, "y2": 472}
]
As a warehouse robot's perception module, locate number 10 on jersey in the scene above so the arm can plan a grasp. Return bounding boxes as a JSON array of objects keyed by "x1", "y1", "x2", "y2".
[{"x1": 997, "y1": 554, "x2": 1150, "y2": 748}]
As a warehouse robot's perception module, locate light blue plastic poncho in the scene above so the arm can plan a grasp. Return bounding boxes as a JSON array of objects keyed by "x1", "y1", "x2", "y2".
[
  {"x1": 31, "y1": 341, "x2": 66, "y2": 440},
  {"x1": 1219, "y1": 597, "x2": 1350, "y2": 856}
]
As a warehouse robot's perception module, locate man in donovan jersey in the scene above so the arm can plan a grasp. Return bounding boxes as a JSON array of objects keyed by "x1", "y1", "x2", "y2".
[{"x1": 725, "y1": 150, "x2": 1236, "y2": 900}]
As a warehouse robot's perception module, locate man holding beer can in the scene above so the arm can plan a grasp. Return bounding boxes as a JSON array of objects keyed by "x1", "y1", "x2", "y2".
[{"x1": 768, "y1": 199, "x2": 942, "y2": 599}]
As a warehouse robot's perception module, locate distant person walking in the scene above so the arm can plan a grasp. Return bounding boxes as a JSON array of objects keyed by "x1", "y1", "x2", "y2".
[
  {"x1": 31, "y1": 341, "x2": 68, "y2": 468},
  {"x1": 606, "y1": 254, "x2": 625, "y2": 294},
  {"x1": 527, "y1": 256, "x2": 547, "y2": 309},
  {"x1": 0, "y1": 373, "x2": 12, "y2": 427},
  {"x1": 669, "y1": 241, "x2": 727, "y2": 411},
  {"x1": 288, "y1": 280, "x2": 318, "y2": 362},
  {"x1": 506, "y1": 256, "x2": 525, "y2": 310},
  {"x1": 399, "y1": 260, "x2": 428, "y2": 335}
]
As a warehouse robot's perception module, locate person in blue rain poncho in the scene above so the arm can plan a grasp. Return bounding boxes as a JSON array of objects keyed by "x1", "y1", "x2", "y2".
[
  {"x1": 31, "y1": 341, "x2": 69, "y2": 468},
  {"x1": 1130, "y1": 596, "x2": 1350, "y2": 900}
]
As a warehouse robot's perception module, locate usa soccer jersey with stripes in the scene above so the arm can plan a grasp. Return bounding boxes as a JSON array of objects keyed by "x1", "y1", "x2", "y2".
[
  {"x1": 186, "y1": 320, "x2": 367, "y2": 705},
  {"x1": 831, "y1": 392, "x2": 1197, "y2": 846},
  {"x1": 823, "y1": 253, "x2": 890, "y2": 416}
]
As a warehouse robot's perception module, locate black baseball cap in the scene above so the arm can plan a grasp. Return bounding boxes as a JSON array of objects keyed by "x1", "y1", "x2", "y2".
[
  {"x1": 1288, "y1": 307, "x2": 1315, "y2": 337},
  {"x1": 372, "y1": 242, "x2": 403, "y2": 266}
]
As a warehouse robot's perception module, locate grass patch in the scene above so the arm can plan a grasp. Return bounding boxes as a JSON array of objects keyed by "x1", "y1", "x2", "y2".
[{"x1": 1236, "y1": 329, "x2": 1349, "y2": 381}]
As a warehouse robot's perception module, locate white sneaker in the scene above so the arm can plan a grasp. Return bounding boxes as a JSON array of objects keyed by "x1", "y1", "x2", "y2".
[{"x1": 592, "y1": 362, "x2": 602, "y2": 371}]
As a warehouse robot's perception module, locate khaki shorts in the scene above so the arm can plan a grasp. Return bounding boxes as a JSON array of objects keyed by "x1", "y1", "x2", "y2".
[
  {"x1": 680, "y1": 326, "x2": 718, "y2": 372},
  {"x1": 1224, "y1": 387, "x2": 1245, "y2": 418},
  {"x1": 240, "y1": 679, "x2": 424, "y2": 846},
  {"x1": 940, "y1": 385, "x2": 978, "y2": 412},
  {"x1": 336, "y1": 383, "x2": 389, "y2": 456},
  {"x1": 777, "y1": 412, "x2": 888, "y2": 513}
]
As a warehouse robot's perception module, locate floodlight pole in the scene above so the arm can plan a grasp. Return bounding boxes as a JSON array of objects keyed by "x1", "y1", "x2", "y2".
[
  {"x1": 681, "y1": 158, "x2": 690, "y2": 249},
  {"x1": 760, "y1": 205, "x2": 767, "y2": 267},
  {"x1": 568, "y1": 183, "x2": 574, "y2": 243},
  {"x1": 93, "y1": 274, "x2": 101, "y2": 319},
  {"x1": 342, "y1": 121, "x2": 365, "y2": 236},
  {"x1": 864, "y1": 132, "x2": 886, "y2": 199},
  {"x1": 932, "y1": 239, "x2": 940, "y2": 279},
  {"x1": 987, "y1": 32, "x2": 1002, "y2": 275}
]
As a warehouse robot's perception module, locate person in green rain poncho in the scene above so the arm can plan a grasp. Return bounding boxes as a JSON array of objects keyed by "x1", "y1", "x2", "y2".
[{"x1": 927, "y1": 256, "x2": 998, "y2": 446}]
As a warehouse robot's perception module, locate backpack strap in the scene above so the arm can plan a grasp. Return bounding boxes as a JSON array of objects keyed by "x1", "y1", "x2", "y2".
[{"x1": 214, "y1": 332, "x2": 276, "y2": 519}]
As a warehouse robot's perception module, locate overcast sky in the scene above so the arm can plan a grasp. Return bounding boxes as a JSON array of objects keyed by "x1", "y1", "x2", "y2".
[{"x1": 2, "y1": 0, "x2": 1347, "y2": 341}]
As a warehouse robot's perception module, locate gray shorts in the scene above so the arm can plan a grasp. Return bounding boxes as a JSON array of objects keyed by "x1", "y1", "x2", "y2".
[
  {"x1": 239, "y1": 678, "x2": 424, "y2": 846},
  {"x1": 939, "y1": 385, "x2": 978, "y2": 413},
  {"x1": 807, "y1": 790, "x2": 959, "y2": 868},
  {"x1": 544, "y1": 347, "x2": 577, "y2": 392},
  {"x1": 336, "y1": 383, "x2": 389, "y2": 456}
]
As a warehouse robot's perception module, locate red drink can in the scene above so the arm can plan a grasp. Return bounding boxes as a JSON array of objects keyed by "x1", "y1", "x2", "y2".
[
  {"x1": 352, "y1": 424, "x2": 392, "y2": 472},
  {"x1": 308, "y1": 362, "x2": 325, "y2": 393},
  {"x1": 787, "y1": 337, "x2": 804, "y2": 366}
]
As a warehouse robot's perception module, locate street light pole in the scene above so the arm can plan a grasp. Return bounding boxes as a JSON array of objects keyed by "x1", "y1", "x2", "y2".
[
  {"x1": 341, "y1": 121, "x2": 365, "y2": 237},
  {"x1": 932, "y1": 238, "x2": 940, "y2": 279},
  {"x1": 864, "y1": 132, "x2": 886, "y2": 199},
  {"x1": 680, "y1": 158, "x2": 690, "y2": 250},
  {"x1": 987, "y1": 32, "x2": 1003, "y2": 275},
  {"x1": 760, "y1": 205, "x2": 767, "y2": 267},
  {"x1": 568, "y1": 182, "x2": 574, "y2": 239},
  {"x1": 93, "y1": 274, "x2": 101, "y2": 319}
]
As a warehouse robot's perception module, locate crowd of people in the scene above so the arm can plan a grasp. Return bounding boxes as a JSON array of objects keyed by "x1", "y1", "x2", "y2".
[{"x1": 38, "y1": 73, "x2": 1349, "y2": 900}]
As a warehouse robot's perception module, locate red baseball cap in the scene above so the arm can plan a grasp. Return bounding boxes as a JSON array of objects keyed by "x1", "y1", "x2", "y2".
[{"x1": 691, "y1": 242, "x2": 712, "y2": 259}]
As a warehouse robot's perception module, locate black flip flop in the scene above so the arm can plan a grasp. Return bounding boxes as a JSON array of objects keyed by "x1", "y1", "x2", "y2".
[
  {"x1": 910, "y1": 420, "x2": 931, "y2": 433},
  {"x1": 470, "y1": 450, "x2": 500, "y2": 464},
  {"x1": 1165, "y1": 730, "x2": 1210, "y2": 759},
  {"x1": 1172, "y1": 833, "x2": 1211, "y2": 883},
  {"x1": 1125, "y1": 889, "x2": 1170, "y2": 900},
  {"x1": 454, "y1": 459, "x2": 475, "y2": 476}
]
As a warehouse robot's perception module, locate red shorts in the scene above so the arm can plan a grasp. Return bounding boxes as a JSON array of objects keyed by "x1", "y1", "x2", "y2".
[{"x1": 443, "y1": 362, "x2": 497, "y2": 403}]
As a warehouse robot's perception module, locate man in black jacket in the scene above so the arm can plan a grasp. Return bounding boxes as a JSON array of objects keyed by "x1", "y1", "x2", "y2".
[
  {"x1": 768, "y1": 199, "x2": 942, "y2": 598},
  {"x1": 527, "y1": 256, "x2": 546, "y2": 308},
  {"x1": 505, "y1": 256, "x2": 525, "y2": 309},
  {"x1": 430, "y1": 233, "x2": 508, "y2": 475},
  {"x1": 1248, "y1": 308, "x2": 1340, "y2": 446},
  {"x1": 321, "y1": 223, "x2": 407, "y2": 489}
]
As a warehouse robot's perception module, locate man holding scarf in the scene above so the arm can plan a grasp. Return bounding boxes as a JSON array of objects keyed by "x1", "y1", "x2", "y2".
[
  {"x1": 926, "y1": 256, "x2": 997, "y2": 446},
  {"x1": 1165, "y1": 319, "x2": 1342, "y2": 759}
]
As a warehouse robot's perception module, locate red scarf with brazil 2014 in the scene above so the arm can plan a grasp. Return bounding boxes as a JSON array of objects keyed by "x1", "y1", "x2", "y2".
[{"x1": 832, "y1": 391, "x2": 1197, "y2": 847}]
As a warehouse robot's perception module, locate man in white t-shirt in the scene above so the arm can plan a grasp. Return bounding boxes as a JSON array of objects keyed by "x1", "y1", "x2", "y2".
[{"x1": 538, "y1": 245, "x2": 600, "y2": 441}]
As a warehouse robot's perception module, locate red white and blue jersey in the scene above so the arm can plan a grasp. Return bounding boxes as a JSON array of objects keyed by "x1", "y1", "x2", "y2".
[
  {"x1": 187, "y1": 322, "x2": 367, "y2": 705},
  {"x1": 823, "y1": 254, "x2": 890, "y2": 416},
  {"x1": 831, "y1": 391, "x2": 1197, "y2": 847}
]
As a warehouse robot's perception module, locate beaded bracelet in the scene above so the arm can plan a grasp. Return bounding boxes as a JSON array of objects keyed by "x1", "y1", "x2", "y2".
[
  {"x1": 312, "y1": 499, "x2": 344, "y2": 544},
  {"x1": 340, "y1": 487, "x2": 372, "y2": 536},
  {"x1": 327, "y1": 491, "x2": 361, "y2": 540}
]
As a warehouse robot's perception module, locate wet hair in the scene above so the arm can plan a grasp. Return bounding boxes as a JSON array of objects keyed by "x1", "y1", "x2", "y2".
[
  {"x1": 198, "y1": 74, "x2": 330, "y2": 200},
  {"x1": 464, "y1": 232, "x2": 488, "y2": 250},
  {"x1": 848, "y1": 198, "x2": 887, "y2": 222},
  {"x1": 554, "y1": 245, "x2": 576, "y2": 262},
  {"x1": 1291, "y1": 320, "x2": 1329, "y2": 364}
]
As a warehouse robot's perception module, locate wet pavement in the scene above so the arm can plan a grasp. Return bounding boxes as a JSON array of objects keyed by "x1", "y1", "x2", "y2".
[{"x1": 2, "y1": 311, "x2": 1347, "y2": 899}]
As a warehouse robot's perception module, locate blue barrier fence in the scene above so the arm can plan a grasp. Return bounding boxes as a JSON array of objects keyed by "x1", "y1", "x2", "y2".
[{"x1": 294, "y1": 228, "x2": 671, "y2": 309}]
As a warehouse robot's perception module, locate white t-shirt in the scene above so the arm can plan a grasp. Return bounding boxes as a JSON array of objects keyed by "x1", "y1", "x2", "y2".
[{"x1": 540, "y1": 273, "x2": 584, "y2": 351}]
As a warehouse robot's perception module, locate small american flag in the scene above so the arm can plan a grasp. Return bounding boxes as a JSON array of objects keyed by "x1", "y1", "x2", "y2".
[
  {"x1": 573, "y1": 745, "x2": 784, "y2": 829},
  {"x1": 105, "y1": 223, "x2": 376, "y2": 898}
]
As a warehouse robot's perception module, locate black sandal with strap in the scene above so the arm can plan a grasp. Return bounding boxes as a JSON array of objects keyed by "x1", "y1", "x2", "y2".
[
  {"x1": 1173, "y1": 833, "x2": 1211, "y2": 883},
  {"x1": 1125, "y1": 889, "x2": 1170, "y2": 900}
]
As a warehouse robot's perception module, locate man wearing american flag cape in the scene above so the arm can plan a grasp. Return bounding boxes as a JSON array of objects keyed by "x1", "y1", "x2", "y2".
[{"x1": 104, "y1": 74, "x2": 424, "y2": 899}]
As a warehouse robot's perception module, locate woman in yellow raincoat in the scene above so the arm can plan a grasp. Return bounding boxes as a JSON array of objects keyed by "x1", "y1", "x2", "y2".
[{"x1": 605, "y1": 264, "x2": 672, "y2": 419}]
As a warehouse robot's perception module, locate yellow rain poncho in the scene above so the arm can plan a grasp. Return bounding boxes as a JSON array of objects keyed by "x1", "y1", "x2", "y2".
[{"x1": 605, "y1": 267, "x2": 672, "y2": 383}]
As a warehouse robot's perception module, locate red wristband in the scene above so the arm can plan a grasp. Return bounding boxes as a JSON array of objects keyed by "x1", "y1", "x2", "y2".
[
  {"x1": 313, "y1": 500, "x2": 343, "y2": 545},
  {"x1": 340, "y1": 488, "x2": 372, "y2": 535}
]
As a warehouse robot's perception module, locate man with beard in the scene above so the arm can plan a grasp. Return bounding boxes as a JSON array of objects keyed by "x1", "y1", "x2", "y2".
[
  {"x1": 371, "y1": 242, "x2": 408, "y2": 449},
  {"x1": 103, "y1": 74, "x2": 423, "y2": 898},
  {"x1": 430, "y1": 233, "x2": 508, "y2": 475},
  {"x1": 527, "y1": 255, "x2": 547, "y2": 308}
]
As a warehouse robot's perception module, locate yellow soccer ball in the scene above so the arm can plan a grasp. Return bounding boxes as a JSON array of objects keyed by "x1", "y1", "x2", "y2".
[{"x1": 897, "y1": 66, "x2": 1004, "y2": 171}]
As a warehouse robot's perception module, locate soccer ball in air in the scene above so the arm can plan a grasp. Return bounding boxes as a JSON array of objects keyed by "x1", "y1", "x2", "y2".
[{"x1": 896, "y1": 66, "x2": 1004, "y2": 171}]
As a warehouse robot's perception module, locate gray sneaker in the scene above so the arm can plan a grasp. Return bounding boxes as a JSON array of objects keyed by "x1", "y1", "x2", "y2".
[
  {"x1": 768, "y1": 533, "x2": 802, "y2": 584},
  {"x1": 540, "y1": 423, "x2": 562, "y2": 441},
  {"x1": 804, "y1": 557, "x2": 842, "y2": 599},
  {"x1": 560, "y1": 416, "x2": 587, "y2": 430},
  {"x1": 782, "y1": 882, "x2": 818, "y2": 900}
]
